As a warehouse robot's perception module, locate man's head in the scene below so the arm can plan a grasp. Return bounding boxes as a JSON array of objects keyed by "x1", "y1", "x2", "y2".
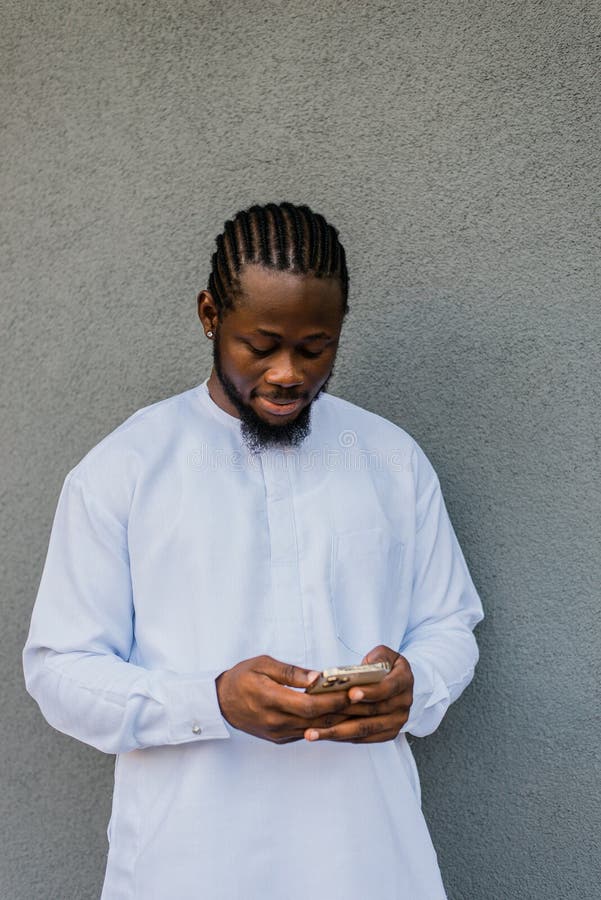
[{"x1": 197, "y1": 203, "x2": 349, "y2": 452}]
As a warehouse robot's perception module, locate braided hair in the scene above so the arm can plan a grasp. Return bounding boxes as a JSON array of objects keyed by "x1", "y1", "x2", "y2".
[{"x1": 207, "y1": 202, "x2": 349, "y2": 318}]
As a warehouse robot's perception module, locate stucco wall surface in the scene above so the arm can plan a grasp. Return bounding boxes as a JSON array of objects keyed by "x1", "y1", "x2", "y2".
[{"x1": 2, "y1": 1, "x2": 599, "y2": 898}]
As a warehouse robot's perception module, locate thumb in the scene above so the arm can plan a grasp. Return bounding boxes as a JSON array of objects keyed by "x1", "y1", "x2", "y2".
[{"x1": 259, "y1": 656, "x2": 319, "y2": 688}]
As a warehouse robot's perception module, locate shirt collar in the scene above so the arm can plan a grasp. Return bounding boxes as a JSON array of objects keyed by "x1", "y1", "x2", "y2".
[{"x1": 195, "y1": 377, "x2": 241, "y2": 431}]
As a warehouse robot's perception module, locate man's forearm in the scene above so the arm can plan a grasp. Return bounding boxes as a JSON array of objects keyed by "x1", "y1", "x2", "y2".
[{"x1": 23, "y1": 645, "x2": 230, "y2": 754}]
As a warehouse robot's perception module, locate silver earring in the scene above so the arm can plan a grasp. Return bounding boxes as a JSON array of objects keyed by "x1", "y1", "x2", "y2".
[{"x1": 206, "y1": 331, "x2": 214, "y2": 339}]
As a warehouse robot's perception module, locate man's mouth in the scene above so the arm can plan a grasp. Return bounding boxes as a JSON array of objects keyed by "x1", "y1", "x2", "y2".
[{"x1": 255, "y1": 394, "x2": 306, "y2": 417}]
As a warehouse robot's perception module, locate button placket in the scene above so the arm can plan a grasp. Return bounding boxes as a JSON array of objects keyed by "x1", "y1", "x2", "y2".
[{"x1": 261, "y1": 451, "x2": 306, "y2": 663}]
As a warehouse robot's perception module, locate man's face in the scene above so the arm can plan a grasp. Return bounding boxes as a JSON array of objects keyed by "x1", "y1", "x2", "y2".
[{"x1": 204, "y1": 264, "x2": 345, "y2": 451}]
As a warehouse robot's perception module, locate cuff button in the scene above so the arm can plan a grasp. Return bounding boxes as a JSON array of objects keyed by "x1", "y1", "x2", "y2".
[{"x1": 192, "y1": 724, "x2": 202, "y2": 735}]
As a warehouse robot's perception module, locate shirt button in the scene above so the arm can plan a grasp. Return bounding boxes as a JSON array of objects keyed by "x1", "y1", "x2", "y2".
[{"x1": 192, "y1": 724, "x2": 202, "y2": 735}]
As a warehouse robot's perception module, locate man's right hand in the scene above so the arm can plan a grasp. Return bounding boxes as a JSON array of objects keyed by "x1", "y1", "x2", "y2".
[{"x1": 215, "y1": 655, "x2": 354, "y2": 744}]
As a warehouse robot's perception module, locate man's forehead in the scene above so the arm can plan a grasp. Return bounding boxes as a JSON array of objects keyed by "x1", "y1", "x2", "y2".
[{"x1": 232, "y1": 264, "x2": 345, "y2": 327}]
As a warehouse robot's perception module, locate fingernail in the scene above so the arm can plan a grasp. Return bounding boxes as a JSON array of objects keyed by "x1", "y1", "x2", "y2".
[
  {"x1": 305, "y1": 730, "x2": 319, "y2": 741},
  {"x1": 350, "y1": 690, "x2": 364, "y2": 702}
]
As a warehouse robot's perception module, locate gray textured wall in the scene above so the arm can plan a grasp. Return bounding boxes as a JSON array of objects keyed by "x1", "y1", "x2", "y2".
[{"x1": 2, "y1": 1, "x2": 599, "y2": 897}]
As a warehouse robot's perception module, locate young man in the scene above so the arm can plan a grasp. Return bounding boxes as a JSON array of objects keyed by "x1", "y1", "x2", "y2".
[{"x1": 24, "y1": 202, "x2": 483, "y2": 899}]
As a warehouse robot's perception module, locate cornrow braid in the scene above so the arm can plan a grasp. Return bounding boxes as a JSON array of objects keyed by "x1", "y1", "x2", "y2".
[
  {"x1": 281, "y1": 202, "x2": 304, "y2": 267},
  {"x1": 207, "y1": 201, "x2": 349, "y2": 317},
  {"x1": 265, "y1": 203, "x2": 287, "y2": 269}
]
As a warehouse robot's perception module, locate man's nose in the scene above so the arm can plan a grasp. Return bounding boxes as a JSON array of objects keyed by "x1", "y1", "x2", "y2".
[{"x1": 264, "y1": 351, "x2": 304, "y2": 387}]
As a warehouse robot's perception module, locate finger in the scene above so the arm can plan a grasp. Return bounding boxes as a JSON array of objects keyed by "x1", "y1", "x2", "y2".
[
  {"x1": 361, "y1": 645, "x2": 400, "y2": 666},
  {"x1": 304, "y1": 712, "x2": 350, "y2": 729},
  {"x1": 341, "y1": 695, "x2": 411, "y2": 718},
  {"x1": 256, "y1": 656, "x2": 319, "y2": 689},
  {"x1": 304, "y1": 712, "x2": 406, "y2": 743},
  {"x1": 257, "y1": 677, "x2": 354, "y2": 720},
  {"x1": 283, "y1": 686, "x2": 355, "y2": 720},
  {"x1": 264, "y1": 711, "x2": 350, "y2": 742},
  {"x1": 348, "y1": 678, "x2": 411, "y2": 705},
  {"x1": 348, "y1": 656, "x2": 412, "y2": 704},
  {"x1": 349, "y1": 730, "x2": 401, "y2": 744}
]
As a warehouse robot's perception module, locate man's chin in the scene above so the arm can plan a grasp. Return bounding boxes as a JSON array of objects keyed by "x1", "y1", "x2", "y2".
[{"x1": 239, "y1": 400, "x2": 313, "y2": 452}]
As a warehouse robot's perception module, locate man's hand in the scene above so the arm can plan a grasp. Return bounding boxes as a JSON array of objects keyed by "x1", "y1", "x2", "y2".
[
  {"x1": 215, "y1": 655, "x2": 357, "y2": 744},
  {"x1": 303, "y1": 646, "x2": 414, "y2": 744}
]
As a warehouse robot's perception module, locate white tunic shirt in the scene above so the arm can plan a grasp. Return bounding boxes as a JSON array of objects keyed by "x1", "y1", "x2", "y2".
[{"x1": 23, "y1": 379, "x2": 483, "y2": 900}]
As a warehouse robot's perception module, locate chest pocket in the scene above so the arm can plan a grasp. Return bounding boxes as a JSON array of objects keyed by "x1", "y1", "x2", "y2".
[{"x1": 330, "y1": 528, "x2": 403, "y2": 656}]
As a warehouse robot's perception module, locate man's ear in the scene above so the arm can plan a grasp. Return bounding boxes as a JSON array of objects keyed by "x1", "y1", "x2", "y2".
[{"x1": 197, "y1": 290, "x2": 219, "y2": 335}]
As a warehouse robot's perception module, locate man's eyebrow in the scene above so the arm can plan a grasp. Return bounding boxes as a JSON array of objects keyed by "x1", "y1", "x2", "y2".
[{"x1": 254, "y1": 328, "x2": 331, "y2": 341}]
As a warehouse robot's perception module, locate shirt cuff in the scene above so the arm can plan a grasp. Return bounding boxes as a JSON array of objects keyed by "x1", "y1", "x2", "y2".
[
  {"x1": 163, "y1": 672, "x2": 231, "y2": 744},
  {"x1": 399, "y1": 653, "x2": 450, "y2": 736}
]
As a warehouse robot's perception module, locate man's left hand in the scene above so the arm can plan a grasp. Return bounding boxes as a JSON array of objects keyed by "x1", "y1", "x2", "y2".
[{"x1": 303, "y1": 645, "x2": 413, "y2": 744}]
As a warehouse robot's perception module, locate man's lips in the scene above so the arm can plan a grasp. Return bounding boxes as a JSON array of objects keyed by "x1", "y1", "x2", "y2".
[{"x1": 255, "y1": 395, "x2": 306, "y2": 417}]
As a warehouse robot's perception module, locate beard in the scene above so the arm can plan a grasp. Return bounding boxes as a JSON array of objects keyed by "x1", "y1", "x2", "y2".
[{"x1": 212, "y1": 332, "x2": 330, "y2": 453}]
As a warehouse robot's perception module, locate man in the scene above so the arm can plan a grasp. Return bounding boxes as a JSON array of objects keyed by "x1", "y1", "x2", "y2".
[{"x1": 24, "y1": 202, "x2": 483, "y2": 899}]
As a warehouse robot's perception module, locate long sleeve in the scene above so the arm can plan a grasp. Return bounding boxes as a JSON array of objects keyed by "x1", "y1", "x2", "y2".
[
  {"x1": 400, "y1": 447, "x2": 484, "y2": 737},
  {"x1": 23, "y1": 472, "x2": 230, "y2": 754}
]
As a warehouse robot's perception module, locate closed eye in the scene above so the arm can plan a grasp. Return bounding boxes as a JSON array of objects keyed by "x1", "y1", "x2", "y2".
[
  {"x1": 246, "y1": 343, "x2": 275, "y2": 357},
  {"x1": 245, "y1": 342, "x2": 325, "y2": 359}
]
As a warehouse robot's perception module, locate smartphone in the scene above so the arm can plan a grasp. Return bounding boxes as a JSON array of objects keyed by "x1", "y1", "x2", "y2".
[{"x1": 305, "y1": 661, "x2": 391, "y2": 694}]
